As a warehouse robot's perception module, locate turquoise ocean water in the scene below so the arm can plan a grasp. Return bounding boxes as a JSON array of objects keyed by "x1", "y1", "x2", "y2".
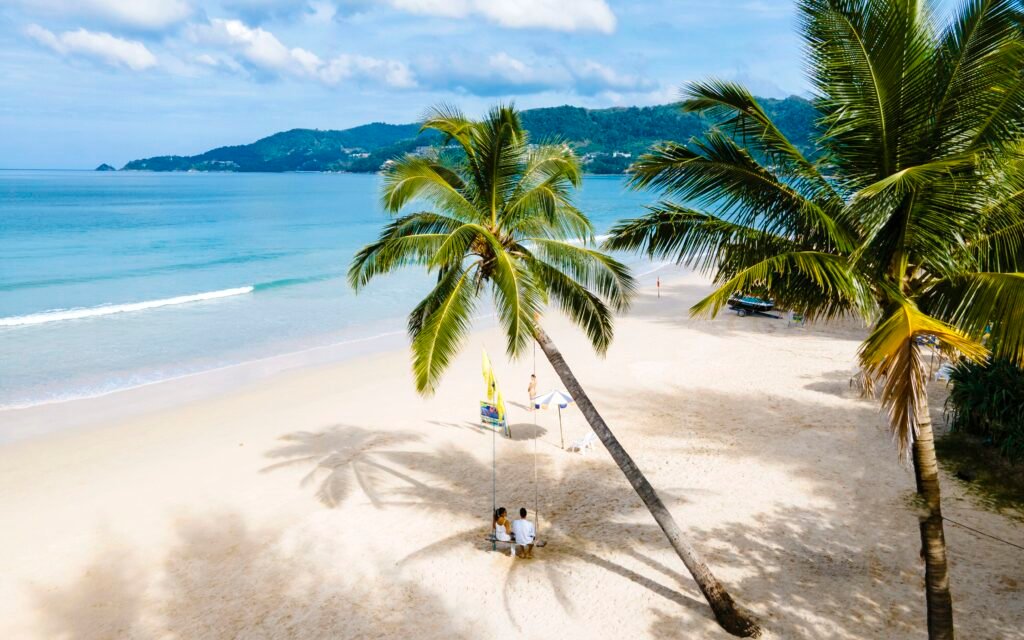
[{"x1": 0, "y1": 171, "x2": 659, "y2": 410}]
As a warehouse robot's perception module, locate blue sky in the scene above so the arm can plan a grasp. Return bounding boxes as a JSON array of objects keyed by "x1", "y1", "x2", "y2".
[{"x1": 1, "y1": 1, "x2": 825, "y2": 168}]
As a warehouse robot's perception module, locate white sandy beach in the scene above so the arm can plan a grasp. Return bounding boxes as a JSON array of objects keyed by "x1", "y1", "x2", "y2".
[{"x1": 1, "y1": 270, "x2": 1021, "y2": 639}]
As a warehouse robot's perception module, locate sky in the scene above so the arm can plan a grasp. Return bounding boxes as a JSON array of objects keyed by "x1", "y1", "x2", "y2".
[{"x1": 1, "y1": 0, "x2": 817, "y2": 169}]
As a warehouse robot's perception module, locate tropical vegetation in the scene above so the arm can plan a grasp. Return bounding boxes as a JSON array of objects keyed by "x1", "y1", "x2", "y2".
[
  {"x1": 946, "y1": 358, "x2": 1024, "y2": 461},
  {"x1": 605, "y1": 1, "x2": 1024, "y2": 638},
  {"x1": 122, "y1": 99, "x2": 817, "y2": 175},
  {"x1": 348, "y1": 104, "x2": 761, "y2": 637}
]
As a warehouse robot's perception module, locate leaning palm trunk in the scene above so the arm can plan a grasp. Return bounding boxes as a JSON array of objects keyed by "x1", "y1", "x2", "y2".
[
  {"x1": 534, "y1": 325, "x2": 760, "y2": 637},
  {"x1": 911, "y1": 383, "x2": 954, "y2": 639}
]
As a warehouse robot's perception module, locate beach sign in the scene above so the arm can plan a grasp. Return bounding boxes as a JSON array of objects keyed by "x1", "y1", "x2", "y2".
[{"x1": 480, "y1": 401, "x2": 509, "y2": 437}]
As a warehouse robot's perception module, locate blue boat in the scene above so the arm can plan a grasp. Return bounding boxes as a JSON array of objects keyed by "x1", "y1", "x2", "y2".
[{"x1": 727, "y1": 295, "x2": 775, "y2": 317}]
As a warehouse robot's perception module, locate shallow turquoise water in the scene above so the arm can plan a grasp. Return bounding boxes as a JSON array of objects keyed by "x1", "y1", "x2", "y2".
[{"x1": 0, "y1": 171, "x2": 656, "y2": 409}]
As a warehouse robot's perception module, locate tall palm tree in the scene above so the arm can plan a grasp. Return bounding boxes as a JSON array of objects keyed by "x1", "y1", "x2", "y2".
[
  {"x1": 605, "y1": 1, "x2": 1024, "y2": 637},
  {"x1": 349, "y1": 104, "x2": 761, "y2": 637}
]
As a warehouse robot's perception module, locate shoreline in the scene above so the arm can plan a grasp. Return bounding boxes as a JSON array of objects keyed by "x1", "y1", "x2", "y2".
[{"x1": 0, "y1": 263, "x2": 674, "y2": 445}]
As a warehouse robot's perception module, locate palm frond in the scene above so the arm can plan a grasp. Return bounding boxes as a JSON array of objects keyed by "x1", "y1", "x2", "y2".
[
  {"x1": 429, "y1": 223, "x2": 493, "y2": 268},
  {"x1": 973, "y1": 168, "x2": 1024, "y2": 270},
  {"x1": 528, "y1": 258, "x2": 615, "y2": 353},
  {"x1": 800, "y1": 0, "x2": 937, "y2": 183},
  {"x1": 476, "y1": 104, "x2": 528, "y2": 225},
  {"x1": 513, "y1": 143, "x2": 582, "y2": 190},
  {"x1": 348, "y1": 212, "x2": 464, "y2": 290},
  {"x1": 421, "y1": 103, "x2": 477, "y2": 155},
  {"x1": 859, "y1": 302, "x2": 988, "y2": 456},
  {"x1": 854, "y1": 154, "x2": 979, "y2": 200},
  {"x1": 505, "y1": 178, "x2": 592, "y2": 241},
  {"x1": 681, "y1": 78, "x2": 843, "y2": 206},
  {"x1": 380, "y1": 156, "x2": 479, "y2": 221},
  {"x1": 689, "y1": 250, "x2": 867, "y2": 320},
  {"x1": 933, "y1": 0, "x2": 1024, "y2": 152},
  {"x1": 410, "y1": 263, "x2": 479, "y2": 394},
  {"x1": 629, "y1": 133, "x2": 852, "y2": 251},
  {"x1": 973, "y1": 219, "x2": 1024, "y2": 271},
  {"x1": 487, "y1": 244, "x2": 541, "y2": 359},
  {"x1": 603, "y1": 202, "x2": 795, "y2": 275},
  {"x1": 920, "y1": 272, "x2": 1024, "y2": 364},
  {"x1": 527, "y1": 238, "x2": 636, "y2": 312}
]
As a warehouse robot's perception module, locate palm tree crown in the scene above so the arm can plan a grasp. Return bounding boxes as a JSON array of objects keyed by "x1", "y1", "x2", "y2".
[
  {"x1": 350, "y1": 104, "x2": 635, "y2": 393},
  {"x1": 605, "y1": 1, "x2": 1024, "y2": 637}
]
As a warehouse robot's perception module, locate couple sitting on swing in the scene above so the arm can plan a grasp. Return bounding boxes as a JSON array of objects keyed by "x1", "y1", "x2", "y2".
[{"x1": 493, "y1": 506, "x2": 536, "y2": 558}]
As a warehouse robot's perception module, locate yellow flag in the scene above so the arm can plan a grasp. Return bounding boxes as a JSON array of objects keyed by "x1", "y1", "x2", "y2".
[
  {"x1": 481, "y1": 348, "x2": 495, "y2": 402},
  {"x1": 496, "y1": 389, "x2": 506, "y2": 422}
]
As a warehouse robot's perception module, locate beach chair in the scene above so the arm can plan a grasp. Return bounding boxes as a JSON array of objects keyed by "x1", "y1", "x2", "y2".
[
  {"x1": 568, "y1": 431, "x2": 597, "y2": 454},
  {"x1": 788, "y1": 310, "x2": 806, "y2": 327}
]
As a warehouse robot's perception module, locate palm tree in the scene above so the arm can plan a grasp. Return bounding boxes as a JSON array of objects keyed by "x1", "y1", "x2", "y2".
[
  {"x1": 605, "y1": 1, "x2": 1024, "y2": 637},
  {"x1": 349, "y1": 104, "x2": 761, "y2": 637}
]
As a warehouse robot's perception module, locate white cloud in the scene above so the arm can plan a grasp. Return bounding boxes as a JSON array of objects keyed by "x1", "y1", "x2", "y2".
[
  {"x1": 16, "y1": 0, "x2": 192, "y2": 30},
  {"x1": 189, "y1": 18, "x2": 415, "y2": 88},
  {"x1": 320, "y1": 54, "x2": 416, "y2": 88},
  {"x1": 386, "y1": 0, "x2": 616, "y2": 33},
  {"x1": 190, "y1": 18, "x2": 321, "y2": 76},
  {"x1": 571, "y1": 60, "x2": 653, "y2": 93},
  {"x1": 414, "y1": 52, "x2": 654, "y2": 96},
  {"x1": 305, "y1": 1, "x2": 338, "y2": 24},
  {"x1": 87, "y1": 0, "x2": 193, "y2": 29},
  {"x1": 25, "y1": 24, "x2": 158, "y2": 71}
]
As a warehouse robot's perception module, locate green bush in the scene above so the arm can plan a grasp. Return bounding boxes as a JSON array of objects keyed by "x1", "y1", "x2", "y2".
[{"x1": 945, "y1": 358, "x2": 1024, "y2": 461}]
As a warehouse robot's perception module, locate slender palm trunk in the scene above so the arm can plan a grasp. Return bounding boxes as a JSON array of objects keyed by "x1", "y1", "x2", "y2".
[
  {"x1": 533, "y1": 325, "x2": 761, "y2": 638},
  {"x1": 912, "y1": 383, "x2": 955, "y2": 640}
]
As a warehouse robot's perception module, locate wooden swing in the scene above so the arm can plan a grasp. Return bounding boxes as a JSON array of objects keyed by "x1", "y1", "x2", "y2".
[{"x1": 486, "y1": 341, "x2": 546, "y2": 552}]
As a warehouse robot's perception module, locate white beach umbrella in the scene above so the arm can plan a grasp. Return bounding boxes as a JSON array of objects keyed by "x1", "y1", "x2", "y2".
[{"x1": 533, "y1": 390, "x2": 574, "y2": 449}]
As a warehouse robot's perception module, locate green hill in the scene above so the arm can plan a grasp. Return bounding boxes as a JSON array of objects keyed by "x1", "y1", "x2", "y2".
[{"x1": 123, "y1": 97, "x2": 817, "y2": 174}]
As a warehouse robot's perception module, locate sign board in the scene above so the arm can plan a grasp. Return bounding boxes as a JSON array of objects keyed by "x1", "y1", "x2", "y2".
[{"x1": 480, "y1": 401, "x2": 509, "y2": 437}]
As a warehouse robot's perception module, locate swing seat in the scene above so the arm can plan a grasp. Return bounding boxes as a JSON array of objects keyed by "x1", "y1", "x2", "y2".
[{"x1": 485, "y1": 535, "x2": 547, "y2": 548}]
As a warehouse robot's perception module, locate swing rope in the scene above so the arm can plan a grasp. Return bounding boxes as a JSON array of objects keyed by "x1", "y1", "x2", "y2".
[
  {"x1": 492, "y1": 395, "x2": 497, "y2": 551},
  {"x1": 533, "y1": 339, "x2": 539, "y2": 538},
  {"x1": 488, "y1": 340, "x2": 542, "y2": 550}
]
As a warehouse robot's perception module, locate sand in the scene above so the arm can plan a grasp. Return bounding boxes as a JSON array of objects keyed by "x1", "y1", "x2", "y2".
[{"x1": 1, "y1": 268, "x2": 1021, "y2": 639}]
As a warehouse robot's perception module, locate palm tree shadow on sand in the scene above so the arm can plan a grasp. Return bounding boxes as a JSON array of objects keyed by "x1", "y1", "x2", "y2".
[
  {"x1": 32, "y1": 513, "x2": 479, "y2": 639},
  {"x1": 264, "y1": 423, "x2": 717, "y2": 632},
  {"x1": 260, "y1": 426, "x2": 423, "y2": 508}
]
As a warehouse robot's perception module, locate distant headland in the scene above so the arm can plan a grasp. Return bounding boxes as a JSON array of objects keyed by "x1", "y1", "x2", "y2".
[{"x1": 121, "y1": 97, "x2": 816, "y2": 175}]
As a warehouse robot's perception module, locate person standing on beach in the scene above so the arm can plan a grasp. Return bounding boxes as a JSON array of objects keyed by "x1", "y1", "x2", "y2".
[{"x1": 527, "y1": 374, "x2": 537, "y2": 411}]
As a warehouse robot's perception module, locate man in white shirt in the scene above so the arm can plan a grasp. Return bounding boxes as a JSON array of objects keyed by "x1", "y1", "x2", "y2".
[{"x1": 511, "y1": 507, "x2": 536, "y2": 559}]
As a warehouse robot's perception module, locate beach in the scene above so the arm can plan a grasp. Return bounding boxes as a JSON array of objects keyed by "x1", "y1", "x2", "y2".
[{"x1": 1, "y1": 269, "x2": 1021, "y2": 639}]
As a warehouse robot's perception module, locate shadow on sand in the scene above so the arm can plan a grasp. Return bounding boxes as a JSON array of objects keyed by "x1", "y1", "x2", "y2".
[
  {"x1": 35, "y1": 377, "x2": 1022, "y2": 638},
  {"x1": 33, "y1": 513, "x2": 478, "y2": 639}
]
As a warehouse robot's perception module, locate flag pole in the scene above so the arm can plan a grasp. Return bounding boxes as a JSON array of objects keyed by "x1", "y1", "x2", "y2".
[
  {"x1": 558, "y1": 406, "x2": 565, "y2": 450},
  {"x1": 492, "y1": 415, "x2": 496, "y2": 552}
]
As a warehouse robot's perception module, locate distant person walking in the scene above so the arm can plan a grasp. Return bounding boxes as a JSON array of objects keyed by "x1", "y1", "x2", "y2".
[
  {"x1": 657, "y1": 276, "x2": 661, "y2": 298},
  {"x1": 527, "y1": 374, "x2": 537, "y2": 411}
]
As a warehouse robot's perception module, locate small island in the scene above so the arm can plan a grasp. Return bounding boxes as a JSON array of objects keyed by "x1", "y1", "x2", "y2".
[{"x1": 94, "y1": 163, "x2": 116, "y2": 171}]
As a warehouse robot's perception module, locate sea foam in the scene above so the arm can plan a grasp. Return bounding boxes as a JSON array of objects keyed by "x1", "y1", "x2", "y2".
[{"x1": 0, "y1": 286, "x2": 254, "y2": 327}]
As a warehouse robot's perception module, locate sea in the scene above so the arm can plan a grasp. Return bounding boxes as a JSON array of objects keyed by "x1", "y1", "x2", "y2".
[{"x1": 0, "y1": 170, "x2": 664, "y2": 413}]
